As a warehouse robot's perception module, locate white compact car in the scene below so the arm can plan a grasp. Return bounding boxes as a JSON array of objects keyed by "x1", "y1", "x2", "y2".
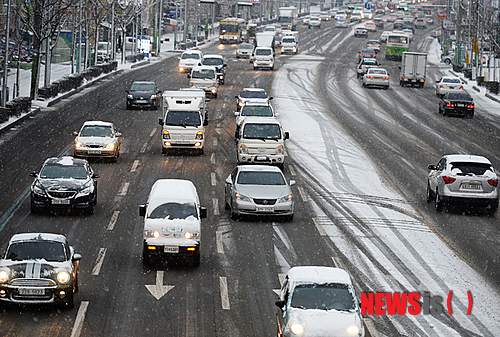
[
  {"x1": 253, "y1": 47, "x2": 275, "y2": 70},
  {"x1": 435, "y1": 76, "x2": 465, "y2": 97},
  {"x1": 427, "y1": 154, "x2": 499, "y2": 214},
  {"x1": 363, "y1": 67, "x2": 390, "y2": 89},
  {"x1": 178, "y1": 50, "x2": 203, "y2": 73}
]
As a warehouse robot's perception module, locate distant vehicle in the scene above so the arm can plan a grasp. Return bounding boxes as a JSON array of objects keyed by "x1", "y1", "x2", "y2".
[
  {"x1": 236, "y1": 42, "x2": 253, "y2": 59},
  {"x1": 335, "y1": 11, "x2": 347, "y2": 20},
  {"x1": 359, "y1": 48, "x2": 376, "y2": 62},
  {"x1": 386, "y1": 14, "x2": 398, "y2": 22},
  {"x1": 188, "y1": 65, "x2": 219, "y2": 98},
  {"x1": 319, "y1": 11, "x2": 331, "y2": 21},
  {"x1": 363, "y1": 9, "x2": 373, "y2": 20},
  {"x1": 363, "y1": 67, "x2": 390, "y2": 89},
  {"x1": 379, "y1": 30, "x2": 392, "y2": 43},
  {"x1": 235, "y1": 88, "x2": 271, "y2": 111},
  {"x1": 431, "y1": 30, "x2": 442, "y2": 38},
  {"x1": 234, "y1": 101, "x2": 276, "y2": 133},
  {"x1": 0, "y1": 233, "x2": 82, "y2": 308},
  {"x1": 393, "y1": 19, "x2": 404, "y2": 29},
  {"x1": 373, "y1": 17, "x2": 384, "y2": 28},
  {"x1": 178, "y1": 50, "x2": 203, "y2": 73},
  {"x1": 73, "y1": 121, "x2": 122, "y2": 162},
  {"x1": 427, "y1": 154, "x2": 498, "y2": 214},
  {"x1": 441, "y1": 52, "x2": 454, "y2": 64},
  {"x1": 308, "y1": 16, "x2": 321, "y2": 28},
  {"x1": 280, "y1": 36, "x2": 298, "y2": 54},
  {"x1": 357, "y1": 58, "x2": 380, "y2": 78},
  {"x1": 367, "y1": 40, "x2": 381, "y2": 53},
  {"x1": 385, "y1": 33, "x2": 409, "y2": 60},
  {"x1": 402, "y1": 28, "x2": 414, "y2": 41},
  {"x1": 425, "y1": 15, "x2": 434, "y2": 25},
  {"x1": 364, "y1": 22, "x2": 377, "y2": 32},
  {"x1": 126, "y1": 81, "x2": 161, "y2": 110},
  {"x1": 302, "y1": 15, "x2": 311, "y2": 25},
  {"x1": 275, "y1": 266, "x2": 365, "y2": 337},
  {"x1": 219, "y1": 17, "x2": 246, "y2": 43},
  {"x1": 354, "y1": 27, "x2": 368, "y2": 38},
  {"x1": 435, "y1": 76, "x2": 464, "y2": 97},
  {"x1": 400, "y1": 52, "x2": 427, "y2": 87},
  {"x1": 335, "y1": 18, "x2": 348, "y2": 28},
  {"x1": 278, "y1": 7, "x2": 299, "y2": 31},
  {"x1": 96, "y1": 42, "x2": 110, "y2": 63},
  {"x1": 202, "y1": 54, "x2": 227, "y2": 84},
  {"x1": 252, "y1": 47, "x2": 275, "y2": 70},
  {"x1": 438, "y1": 92, "x2": 474, "y2": 118},
  {"x1": 224, "y1": 165, "x2": 294, "y2": 220}
]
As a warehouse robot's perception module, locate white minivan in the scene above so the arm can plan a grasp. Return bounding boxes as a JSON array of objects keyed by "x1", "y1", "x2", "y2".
[
  {"x1": 236, "y1": 117, "x2": 289, "y2": 170},
  {"x1": 188, "y1": 65, "x2": 219, "y2": 98},
  {"x1": 139, "y1": 179, "x2": 207, "y2": 266}
]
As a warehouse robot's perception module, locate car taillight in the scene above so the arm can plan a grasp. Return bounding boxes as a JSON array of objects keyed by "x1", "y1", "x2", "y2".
[
  {"x1": 459, "y1": 86, "x2": 464, "y2": 90},
  {"x1": 488, "y1": 179, "x2": 498, "y2": 187},
  {"x1": 359, "y1": 65, "x2": 362, "y2": 69},
  {"x1": 420, "y1": 79, "x2": 425, "y2": 82},
  {"x1": 467, "y1": 104, "x2": 474, "y2": 109},
  {"x1": 366, "y1": 76, "x2": 374, "y2": 79},
  {"x1": 382, "y1": 76, "x2": 389, "y2": 79},
  {"x1": 440, "y1": 85, "x2": 444, "y2": 88},
  {"x1": 446, "y1": 102, "x2": 454, "y2": 107},
  {"x1": 360, "y1": 54, "x2": 365, "y2": 57},
  {"x1": 443, "y1": 176, "x2": 456, "y2": 184}
]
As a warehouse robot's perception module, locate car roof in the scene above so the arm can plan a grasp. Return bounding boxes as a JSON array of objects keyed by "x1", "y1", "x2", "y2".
[
  {"x1": 132, "y1": 81, "x2": 156, "y2": 85},
  {"x1": 237, "y1": 165, "x2": 283, "y2": 173},
  {"x1": 441, "y1": 76, "x2": 460, "y2": 80},
  {"x1": 287, "y1": 266, "x2": 352, "y2": 285},
  {"x1": 444, "y1": 154, "x2": 492, "y2": 165},
  {"x1": 10, "y1": 233, "x2": 67, "y2": 244},
  {"x1": 242, "y1": 101, "x2": 272, "y2": 107},
  {"x1": 242, "y1": 88, "x2": 266, "y2": 93},
  {"x1": 44, "y1": 156, "x2": 87, "y2": 167},
  {"x1": 203, "y1": 54, "x2": 224, "y2": 59},
  {"x1": 82, "y1": 121, "x2": 113, "y2": 127},
  {"x1": 192, "y1": 65, "x2": 217, "y2": 71},
  {"x1": 182, "y1": 50, "x2": 202, "y2": 55},
  {"x1": 242, "y1": 116, "x2": 280, "y2": 124},
  {"x1": 148, "y1": 179, "x2": 199, "y2": 205}
]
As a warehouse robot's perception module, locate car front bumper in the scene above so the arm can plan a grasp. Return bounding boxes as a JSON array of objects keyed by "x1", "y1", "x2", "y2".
[
  {"x1": 143, "y1": 241, "x2": 200, "y2": 261},
  {"x1": 127, "y1": 98, "x2": 158, "y2": 108},
  {"x1": 74, "y1": 147, "x2": 118, "y2": 158},
  {"x1": 31, "y1": 192, "x2": 95, "y2": 211},
  {"x1": 233, "y1": 199, "x2": 294, "y2": 216},
  {"x1": 0, "y1": 283, "x2": 73, "y2": 305},
  {"x1": 237, "y1": 153, "x2": 285, "y2": 165}
]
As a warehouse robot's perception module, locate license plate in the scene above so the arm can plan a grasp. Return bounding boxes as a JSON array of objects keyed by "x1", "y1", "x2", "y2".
[
  {"x1": 256, "y1": 207, "x2": 274, "y2": 212},
  {"x1": 175, "y1": 140, "x2": 190, "y2": 144},
  {"x1": 19, "y1": 288, "x2": 45, "y2": 295},
  {"x1": 52, "y1": 199, "x2": 71, "y2": 205},
  {"x1": 457, "y1": 103, "x2": 465, "y2": 107},
  {"x1": 374, "y1": 77, "x2": 381, "y2": 79},
  {"x1": 449, "y1": 86, "x2": 454, "y2": 89},
  {"x1": 255, "y1": 156, "x2": 268, "y2": 161},
  {"x1": 164, "y1": 246, "x2": 179, "y2": 253},
  {"x1": 88, "y1": 149, "x2": 101, "y2": 155},
  {"x1": 136, "y1": 100, "x2": 147, "y2": 103},
  {"x1": 461, "y1": 183, "x2": 481, "y2": 190}
]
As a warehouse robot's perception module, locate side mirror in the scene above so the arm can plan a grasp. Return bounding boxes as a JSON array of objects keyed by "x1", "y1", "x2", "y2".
[
  {"x1": 204, "y1": 118, "x2": 208, "y2": 126},
  {"x1": 427, "y1": 164, "x2": 436, "y2": 170},
  {"x1": 200, "y1": 207, "x2": 207, "y2": 219},
  {"x1": 73, "y1": 253, "x2": 82, "y2": 262},
  {"x1": 284, "y1": 132, "x2": 289, "y2": 140},
  {"x1": 234, "y1": 111, "x2": 239, "y2": 116},
  {"x1": 224, "y1": 63, "x2": 227, "y2": 67},
  {"x1": 187, "y1": 74, "x2": 191, "y2": 79},
  {"x1": 289, "y1": 180, "x2": 296, "y2": 186},
  {"x1": 269, "y1": 97, "x2": 273, "y2": 100},
  {"x1": 159, "y1": 118, "x2": 163, "y2": 125},
  {"x1": 93, "y1": 173, "x2": 100, "y2": 179},
  {"x1": 72, "y1": 131, "x2": 78, "y2": 136},
  {"x1": 235, "y1": 95, "x2": 238, "y2": 99},
  {"x1": 139, "y1": 205, "x2": 147, "y2": 217},
  {"x1": 30, "y1": 171, "x2": 37, "y2": 177},
  {"x1": 116, "y1": 132, "x2": 122, "y2": 137},
  {"x1": 275, "y1": 300, "x2": 285, "y2": 309}
]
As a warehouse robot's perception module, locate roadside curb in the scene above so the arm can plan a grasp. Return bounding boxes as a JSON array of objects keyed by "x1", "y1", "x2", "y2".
[
  {"x1": 0, "y1": 106, "x2": 40, "y2": 136},
  {"x1": 448, "y1": 69, "x2": 500, "y2": 104},
  {"x1": 485, "y1": 92, "x2": 500, "y2": 104}
]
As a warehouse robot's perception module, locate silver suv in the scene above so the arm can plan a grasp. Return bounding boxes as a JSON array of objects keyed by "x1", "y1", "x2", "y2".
[{"x1": 427, "y1": 154, "x2": 499, "y2": 214}]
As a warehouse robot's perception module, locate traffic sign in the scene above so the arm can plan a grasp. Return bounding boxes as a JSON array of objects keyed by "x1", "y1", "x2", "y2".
[
  {"x1": 387, "y1": 2, "x2": 395, "y2": 10},
  {"x1": 364, "y1": 2, "x2": 372, "y2": 10},
  {"x1": 376, "y1": 1, "x2": 384, "y2": 8}
]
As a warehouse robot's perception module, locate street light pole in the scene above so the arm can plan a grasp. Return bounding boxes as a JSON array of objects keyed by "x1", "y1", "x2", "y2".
[{"x1": 2, "y1": 0, "x2": 11, "y2": 106}]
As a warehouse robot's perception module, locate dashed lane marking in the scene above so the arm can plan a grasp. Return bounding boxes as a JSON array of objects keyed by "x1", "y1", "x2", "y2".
[
  {"x1": 140, "y1": 143, "x2": 148, "y2": 153},
  {"x1": 107, "y1": 211, "x2": 120, "y2": 231},
  {"x1": 118, "y1": 182, "x2": 130, "y2": 196},
  {"x1": 213, "y1": 198, "x2": 219, "y2": 215},
  {"x1": 211, "y1": 172, "x2": 217, "y2": 186},
  {"x1": 91, "y1": 248, "x2": 107, "y2": 276},
  {"x1": 131, "y1": 160, "x2": 139, "y2": 173},
  {"x1": 149, "y1": 128, "x2": 156, "y2": 137},
  {"x1": 216, "y1": 231, "x2": 224, "y2": 254},
  {"x1": 289, "y1": 164, "x2": 296, "y2": 176},
  {"x1": 220, "y1": 276, "x2": 230, "y2": 310},
  {"x1": 312, "y1": 217, "x2": 327, "y2": 236},
  {"x1": 298, "y1": 187, "x2": 308, "y2": 202},
  {"x1": 70, "y1": 301, "x2": 89, "y2": 337},
  {"x1": 211, "y1": 153, "x2": 216, "y2": 164},
  {"x1": 331, "y1": 257, "x2": 343, "y2": 269}
]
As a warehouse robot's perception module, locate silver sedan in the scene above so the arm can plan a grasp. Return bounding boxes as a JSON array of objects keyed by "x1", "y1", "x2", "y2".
[{"x1": 224, "y1": 165, "x2": 294, "y2": 220}]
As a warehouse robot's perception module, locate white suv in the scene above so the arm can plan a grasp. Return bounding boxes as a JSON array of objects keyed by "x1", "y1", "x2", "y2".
[
  {"x1": 178, "y1": 50, "x2": 203, "y2": 73},
  {"x1": 253, "y1": 47, "x2": 275, "y2": 70},
  {"x1": 188, "y1": 65, "x2": 219, "y2": 98}
]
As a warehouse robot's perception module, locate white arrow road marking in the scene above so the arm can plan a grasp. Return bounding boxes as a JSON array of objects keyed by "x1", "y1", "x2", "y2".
[{"x1": 145, "y1": 271, "x2": 175, "y2": 300}]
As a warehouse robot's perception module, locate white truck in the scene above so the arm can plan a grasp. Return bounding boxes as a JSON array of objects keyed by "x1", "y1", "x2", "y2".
[
  {"x1": 158, "y1": 89, "x2": 208, "y2": 154},
  {"x1": 278, "y1": 7, "x2": 299, "y2": 31},
  {"x1": 400, "y1": 52, "x2": 427, "y2": 87}
]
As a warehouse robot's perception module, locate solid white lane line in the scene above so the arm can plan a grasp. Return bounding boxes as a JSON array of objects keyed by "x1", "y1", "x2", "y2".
[
  {"x1": 216, "y1": 231, "x2": 224, "y2": 254},
  {"x1": 213, "y1": 198, "x2": 219, "y2": 215},
  {"x1": 149, "y1": 128, "x2": 156, "y2": 137},
  {"x1": 386, "y1": 274, "x2": 403, "y2": 292},
  {"x1": 70, "y1": 301, "x2": 89, "y2": 337},
  {"x1": 131, "y1": 160, "x2": 139, "y2": 173},
  {"x1": 289, "y1": 165, "x2": 296, "y2": 176},
  {"x1": 118, "y1": 182, "x2": 129, "y2": 196},
  {"x1": 140, "y1": 143, "x2": 148, "y2": 153},
  {"x1": 107, "y1": 211, "x2": 120, "y2": 231},
  {"x1": 312, "y1": 217, "x2": 326, "y2": 236},
  {"x1": 298, "y1": 187, "x2": 308, "y2": 202},
  {"x1": 331, "y1": 257, "x2": 343, "y2": 269},
  {"x1": 220, "y1": 276, "x2": 230, "y2": 310},
  {"x1": 91, "y1": 248, "x2": 107, "y2": 276},
  {"x1": 211, "y1": 172, "x2": 217, "y2": 186},
  {"x1": 211, "y1": 153, "x2": 216, "y2": 164}
]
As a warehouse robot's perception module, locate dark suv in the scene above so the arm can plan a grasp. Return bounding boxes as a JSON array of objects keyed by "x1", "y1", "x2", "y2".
[
  {"x1": 126, "y1": 81, "x2": 161, "y2": 110},
  {"x1": 30, "y1": 156, "x2": 100, "y2": 214}
]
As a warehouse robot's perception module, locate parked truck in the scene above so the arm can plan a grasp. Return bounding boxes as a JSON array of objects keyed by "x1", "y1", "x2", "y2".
[
  {"x1": 278, "y1": 7, "x2": 299, "y2": 31},
  {"x1": 400, "y1": 52, "x2": 427, "y2": 87}
]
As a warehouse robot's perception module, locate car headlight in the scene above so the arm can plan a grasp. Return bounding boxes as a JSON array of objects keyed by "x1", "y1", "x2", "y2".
[
  {"x1": 32, "y1": 184, "x2": 45, "y2": 196},
  {"x1": 195, "y1": 131, "x2": 203, "y2": 140},
  {"x1": 106, "y1": 143, "x2": 115, "y2": 149},
  {"x1": 76, "y1": 184, "x2": 92, "y2": 198},
  {"x1": 127, "y1": 94, "x2": 133, "y2": 99},
  {"x1": 75, "y1": 142, "x2": 83, "y2": 149},
  {"x1": 144, "y1": 230, "x2": 160, "y2": 238},
  {"x1": 346, "y1": 325, "x2": 360, "y2": 335},
  {"x1": 0, "y1": 270, "x2": 8, "y2": 283},
  {"x1": 278, "y1": 194, "x2": 293, "y2": 203},
  {"x1": 281, "y1": 47, "x2": 284, "y2": 52},
  {"x1": 150, "y1": 94, "x2": 156, "y2": 100},
  {"x1": 57, "y1": 271, "x2": 71, "y2": 284},
  {"x1": 235, "y1": 193, "x2": 251, "y2": 202},
  {"x1": 290, "y1": 323, "x2": 304, "y2": 335},
  {"x1": 179, "y1": 67, "x2": 185, "y2": 72},
  {"x1": 239, "y1": 144, "x2": 248, "y2": 154}
]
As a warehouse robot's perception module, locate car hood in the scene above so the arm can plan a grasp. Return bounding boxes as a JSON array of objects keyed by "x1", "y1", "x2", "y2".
[
  {"x1": 143, "y1": 217, "x2": 201, "y2": 245},
  {"x1": 0, "y1": 260, "x2": 71, "y2": 283},
  {"x1": 36, "y1": 178, "x2": 89, "y2": 191},
  {"x1": 75, "y1": 136, "x2": 114, "y2": 145},
  {"x1": 179, "y1": 59, "x2": 200, "y2": 66},
  {"x1": 129, "y1": 91, "x2": 154, "y2": 98},
  {"x1": 285, "y1": 307, "x2": 362, "y2": 336},
  {"x1": 236, "y1": 184, "x2": 291, "y2": 199}
]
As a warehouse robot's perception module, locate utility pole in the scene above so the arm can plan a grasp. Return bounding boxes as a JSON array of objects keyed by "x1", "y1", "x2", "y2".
[{"x1": 2, "y1": 0, "x2": 11, "y2": 106}]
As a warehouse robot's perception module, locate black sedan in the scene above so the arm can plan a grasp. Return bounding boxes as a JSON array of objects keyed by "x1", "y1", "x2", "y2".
[
  {"x1": 30, "y1": 156, "x2": 100, "y2": 214},
  {"x1": 0, "y1": 233, "x2": 81, "y2": 308},
  {"x1": 438, "y1": 92, "x2": 475, "y2": 118},
  {"x1": 126, "y1": 81, "x2": 161, "y2": 110},
  {"x1": 359, "y1": 48, "x2": 377, "y2": 62}
]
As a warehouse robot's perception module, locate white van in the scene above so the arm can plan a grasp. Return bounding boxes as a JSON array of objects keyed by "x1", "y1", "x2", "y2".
[
  {"x1": 252, "y1": 47, "x2": 275, "y2": 70},
  {"x1": 236, "y1": 117, "x2": 289, "y2": 169},
  {"x1": 188, "y1": 65, "x2": 219, "y2": 98},
  {"x1": 139, "y1": 179, "x2": 207, "y2": 266},
  {"x1": 178, "y1": 50, "x2": 203, "y2": 73},
  {"x1": 159, "y1": 89, "x2": 208, "y2": 155}
]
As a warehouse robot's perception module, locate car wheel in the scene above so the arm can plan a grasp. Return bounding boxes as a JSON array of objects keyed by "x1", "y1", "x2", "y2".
[
  {"x1": 486, "y1": 203, "x2": 498, "y2": 216},
  {"x1": 434, "y1": 189, "x2": 443, "y2": 212},
  {"x1": 192, "y1": 254, "x2": 200, "y2": 267},
  {"x1": 466, "y1": 111, "x2": 474, "y2": 119},
  {"x1": 126, "y1": 104, "x2": 131, "y2": 110},
  {"x1": 162, "y1": 147, "x2": 168, "y2": 155},
  {"x1": 426, "y1": 183, "x2": 432, "y2": 203},
  {"x1": 283, "y1": 214, "x2": 294, "y2": 222},
  {"x1": 30, "y1": 199, "x2": 39, "y2": 214},
  {"x1": 444, "y1": 59, "x2": 451, "y2": 65},
  {"x1": 384, "y1": 85, "x2": 389, "y2": 90},
  {"x1": 143, "y1": 251, "x2": 150, "y2": 265},
  {"x1": 357, "y1": 73, "x2": 360, "y2": 79},
  {"x1": 230, "y1": 198, "x2": 238, "y2": 220},
  {"x1": 362, "y1": 82, "x2": 366, "y2": 87},
  {"x1": 74, "y1": 274, "x2": 79, "y2": 293},
  {"x1": 64, "y1": 286, "x2": 74, "y2": 309},
  {"x1": 85, "y1": 203, "x2": 94, "y2": 215},
  {"x1": 93, "y1": 192, "x2": 97, "y2": 206}
]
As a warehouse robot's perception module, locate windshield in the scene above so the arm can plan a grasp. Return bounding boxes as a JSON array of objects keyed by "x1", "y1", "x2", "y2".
[
  {"x1": 446, "y1": 93, "x2": 471, "y2": 100},
  {"x1": 40, "y1": 164, "x2": 88, "y2": 179},
  {"x1": 220, "y1": 23, "x2": 239, "y2": 33},
  {"x1": 278, "y1": 17, "x2": 292, "y2": 23},
  {"x1": 239, "y1": 43, "x2": 253, "y2": 49},
  {"x1": 243, "y1": 123, "x2": 281, "y2": 139},
  {"x1": 148, "y1": 202, "x2": 197, "y2": 219},
  {"x1": 237, "y1": 171, "x2": 286, "y2": 185},
  {"x1": 291, "y1": 283, "x2": 355, "y2": 310},
  {"x1": 192, "y1": 69, "x2": 215, "y2": 79},
  {"x1": 449, "y1": 162, "x2": 493, "y2": 176},
  {"x1": 80, "y1": 125, "x2": 113, "y2": 137},
  {"x1": 130, "y1": 83, "x2": 155, "y2": 92},
  {"x1": 181, "y1": 53, "x2": 200, "y2": 60},
  {"x1": 255, "y1": 49, "x2": 272, "y2": 56},
  {"x1": 165, "y1": 111, "x2": 201, "y2": 127},
  {"x1": 6, "y1": 241, "x2": 67, "y2": 262},
  {"x1": 264, "y1": 27, "x2": 275, "y2": 32},
  {"x1": 202, "y1": 58, "x2": 223, "y2": 66},
  {"x1": 241, "y1": 105, "x2": 273, "y2": 117},
  {"x1": 97, "y1": 44, "x2": 108, "y2": 51},
  {"x1": 443, "y1": 78, "x2": 460, "y2": 84},
  {"x1": 388, "y1": 35, "x2": 408, "y2": 43},
  {"x1": 282, "y1": 38, "x2": 295, "y2": 43},
  {"x1": 241, "y1": 90, "x2": 267, "y2": 99},
  {"x1": 363, "y1": 60, "x2": 378, "y2": 65},
  {"x1": 368, "y1": 69, "x2": 387, "y2": 75}
]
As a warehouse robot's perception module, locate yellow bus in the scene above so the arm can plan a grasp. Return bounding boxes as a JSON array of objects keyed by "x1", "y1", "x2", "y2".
[{"x1": 219, "y1": 18, "x2": 246, "y2": 44}]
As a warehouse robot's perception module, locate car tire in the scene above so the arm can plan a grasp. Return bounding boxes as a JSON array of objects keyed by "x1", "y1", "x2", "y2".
[
  {"x1": 426, "y1": 183, "x2": 432, "y2": 203},
  {"x1": 283, "y1": 214, "x2": 294, "y2": 222},
  {"x1": 362, "y1": 82, "x2": 366, "y2": 87},
  {"x1": 444, "y1": 59, "x2": 451, "y2": 65},
  {"x1": 126, "y1": 104, "x2": 131, "y2": 110},
  {"x1": 486, "y1": 203, "x2": 498, "y2": 216},
  {"x1": 384, "y1": 85, "x2": 389, "y2": 90},
  {"x1": 466, "y1": 111, "x2": 474, "y2": 119},
  {"x1": 434, "y1": 189, "x2": 443, "y2": 212},
  {"x1": 230, "y1": 199, "x2": 238, "y2": 220},
  {"x1": 85, "y1": 203, "x2": 94, "y2": 215},
  {"x1": 142, "y1": 251, "x2": 150, "y2": 265},
  {"x1": 30, "y1": 199, "x2": 39, "y2": 214},
  {"x1": 64, "y1": 286, "x2": 74, "y2": 309},
  {"x1": 192, "y1": 254, "x2": 200, "y2": 267}
]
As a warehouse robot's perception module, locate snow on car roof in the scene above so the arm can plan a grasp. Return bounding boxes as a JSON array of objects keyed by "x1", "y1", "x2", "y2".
[
  {"x1": 10, "y1": 233, "x2": 67, "y2": 244},
  {"x1": 242, "y1": 88, "x2": 266, "y2": 92},
  {"x1": 45, "y1": 156, "x2": 85, "y2": 166},
  {"x1": 203, "y1": 54, "x2": 223, "y2": 59},
  {"x1": 445, "y1": 154, "x2": 492, "y2": 164},
  {"x1": 82, "y1": 121, "x2": 113, "y2": 127},
  {"x1": 288, "y1": 266, "x2": 352, "y2": 285},
  {"x1": 238, "y1": 165, "x2": 282, "y2": 173},
  {"x1": 242, "y1": 116, "x2": 280, "y2": 124},
  {"x1": 147, "y1": 179, "x2": 199, "y2": 208}
]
